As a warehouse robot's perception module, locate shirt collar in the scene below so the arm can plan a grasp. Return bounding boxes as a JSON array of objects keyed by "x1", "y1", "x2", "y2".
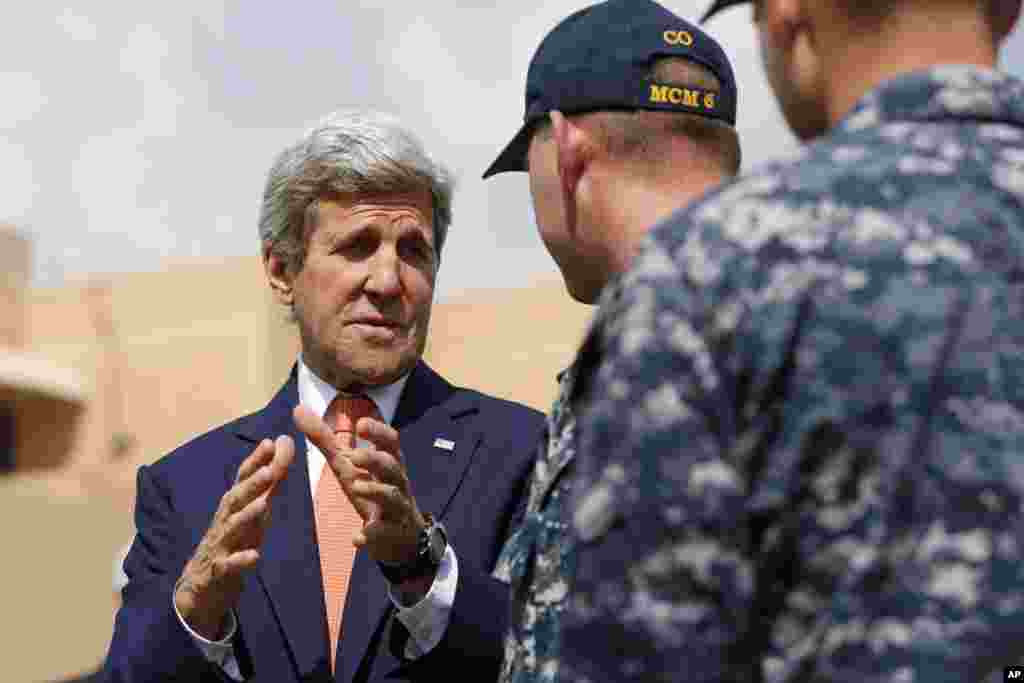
[
  {"x1": 297, "y1": 355, "x2": 409, "y2": 426},
  {"x1": 838, "y1": 65, "x2": 1024, "y2": 134}
]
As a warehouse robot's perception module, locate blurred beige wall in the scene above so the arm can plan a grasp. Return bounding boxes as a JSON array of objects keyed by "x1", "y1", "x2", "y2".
[
  {"x1": 6, "y1": 255, "x2": 590, "y2": 682},
  {"x1": 0, "y1": 225, "x2": 31, "y2": 348}
]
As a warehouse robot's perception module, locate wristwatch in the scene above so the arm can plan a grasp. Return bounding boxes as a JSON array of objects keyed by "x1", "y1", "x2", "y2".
[{"x1": 377, "y1": 513, "x2": 447, "y2": 584}]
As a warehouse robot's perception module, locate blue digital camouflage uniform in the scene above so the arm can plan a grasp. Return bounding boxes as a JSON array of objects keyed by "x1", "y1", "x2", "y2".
[
  {"x1": 495, "y1": 365, "x2": 579, "y2": 683},
  {"x1": 560, "y1": 66, "x2": 1024, "y2": 683}
]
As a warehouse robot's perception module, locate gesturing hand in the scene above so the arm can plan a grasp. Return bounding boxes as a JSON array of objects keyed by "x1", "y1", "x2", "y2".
[
  {"x1": 175, "y1": 435, "x2": 294, "y2": 640},
  {"x1": 293, "y1": 405, "x2": 426, "y2": 565}
]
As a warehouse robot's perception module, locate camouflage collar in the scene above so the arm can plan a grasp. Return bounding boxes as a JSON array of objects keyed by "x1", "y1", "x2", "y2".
[{"x1": 839, "y1": 65, "x2": 1024, "y2": 134}]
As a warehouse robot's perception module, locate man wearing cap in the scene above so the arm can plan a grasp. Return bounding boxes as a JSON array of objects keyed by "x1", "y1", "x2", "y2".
[
  {"x1": 559, "y1": 0, "x2": 1024, "y2": 681},
  {"x1": 482, "y1": 1, "x2": 741, "y2": 681}
]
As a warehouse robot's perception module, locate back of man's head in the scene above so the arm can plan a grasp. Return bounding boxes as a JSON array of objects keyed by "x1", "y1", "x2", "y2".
[
  {"x1": 704, "y1": 0, "x2": 1021, "y2": 35},
  {"x1": 484, "y1": 0, "x2": 741, "y2": 181},
  {"x1": 582, "y1": 57, "x2": 742, "y2": 178},
  {"x1": 831, "y1": 0, "x2": 1020, "y2": 37},
  {"x1": 704, "y1": 0, "x2": 1019, "y2": 140}
]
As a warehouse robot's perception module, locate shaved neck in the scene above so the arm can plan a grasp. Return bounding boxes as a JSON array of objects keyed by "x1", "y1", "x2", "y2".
[
  {"x1": 588, "y1": 151, "x2": 726, "y2": 277},
  {"x1": 816, "y1": 0, "x2": 1001, "y2": 128}
]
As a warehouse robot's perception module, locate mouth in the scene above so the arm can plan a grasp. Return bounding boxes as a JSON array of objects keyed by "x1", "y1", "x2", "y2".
[{"x1": 350, "y1": 317, "x2": 405, "y2": 332}]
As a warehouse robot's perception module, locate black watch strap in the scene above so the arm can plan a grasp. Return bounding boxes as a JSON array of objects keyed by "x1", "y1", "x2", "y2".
[{"x1": 378, "y1": 514, "x2": 447, "y2": 584}]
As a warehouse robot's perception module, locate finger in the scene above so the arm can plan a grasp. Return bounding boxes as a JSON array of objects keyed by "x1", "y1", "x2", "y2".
[
  {"x1": 330, "y1": 458, "x2": 377, "y2": 522},
  {"x1": 293, "y1": 405, "x2": 338, "y2": 460},
  {"x1": 227, "y1": 491, "x2": 268, "y2": 540},
  {"x1": 294, "y1": 405, "x2": 377, "y2": 519},
  {"x1": 226, "y1": 463, "x2": 276, "y2": 514},
  {"x1": 235, "y1": 439, "x2": 275, "y2": 484},
  {"x1": 212, "y1": 549, "x2": 261, "y2": 579},
  {"x1": 349, "y1": 518, "x2": 400, "y2": 549},
  {"x1": 224, "y1": 494, "x2": 271, "y2": 549},
  {"x1": 257, "y1": 436, "x2": 294, "y2": 527},
  {"x1": 322, "y1": 444, "x2": 372, "y2": 484},
  {"x1": 356, "y1": 418, "x2": 402, "y2": 463},
  {"x1": 347, "y1": 479, "x2": 408, "y2": 518},
  {"x1": 265, "y1": 435, "x2": 295, "y2": 500},
  {"x1": 347, "y1": 447, "x2": 408, "y2": 490},
  {"x1": 292, "y1": 404, "x2": 371, "y2": 480},
  {"x1": 354, "y1": 519, "x2": 416, "y2": 557}
]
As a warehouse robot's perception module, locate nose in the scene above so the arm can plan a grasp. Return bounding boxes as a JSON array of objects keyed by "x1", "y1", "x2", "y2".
[{"x1": 364, "y1": 246, "x2": 401, "y2": 299}]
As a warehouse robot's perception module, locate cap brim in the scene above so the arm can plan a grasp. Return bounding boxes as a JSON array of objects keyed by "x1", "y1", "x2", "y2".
[
  {"x1": 700, "y1": 0, "x2": 749, "y2": 23},
  {"x1": 482, "y1": 121, "x2": 535, "y2": 179}
]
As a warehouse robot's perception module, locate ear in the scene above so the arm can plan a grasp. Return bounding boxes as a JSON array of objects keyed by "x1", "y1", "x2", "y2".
[
  {"x1": 550, "y1": 110, "x2": 589, "y2": 236},
  {"x1": 263, "y1": 244, "x2": 295, "y2": 307},
  {"x1": 761, "y1": 0, "x2": 806, "y2": 49}
]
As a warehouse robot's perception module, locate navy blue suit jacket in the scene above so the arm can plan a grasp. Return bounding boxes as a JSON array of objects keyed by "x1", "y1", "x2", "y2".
[{"x1": 105, "y1": 362, "x2": 543, "y2": 683}]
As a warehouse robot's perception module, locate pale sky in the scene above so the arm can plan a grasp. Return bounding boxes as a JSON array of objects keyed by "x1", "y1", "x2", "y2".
[{"x1": 4, "y1": 1, "x2": 1024, "y2": 298}]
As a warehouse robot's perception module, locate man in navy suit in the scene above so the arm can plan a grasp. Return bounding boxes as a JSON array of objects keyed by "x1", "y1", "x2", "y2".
[{"x1": 104, "y1": 110, "x2": 544, "y2": 683}]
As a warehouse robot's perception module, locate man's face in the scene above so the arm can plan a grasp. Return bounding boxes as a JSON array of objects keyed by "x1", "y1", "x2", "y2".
[
  {"x1": 289, "y1": 191, "x2": 437, "y2": 389},
  {"x1": 526, "y1": 127, "x2": 607, "y2": 304}
]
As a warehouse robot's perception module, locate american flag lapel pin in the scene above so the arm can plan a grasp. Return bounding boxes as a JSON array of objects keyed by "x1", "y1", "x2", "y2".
[{"x1": 433, "y1": 437, "x2": 455, "y2": 452}]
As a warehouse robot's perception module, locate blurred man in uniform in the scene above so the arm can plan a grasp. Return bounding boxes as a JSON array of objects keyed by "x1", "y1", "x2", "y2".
[
  {"x1": 482, "y1": 1, "x2": 741, "y2": 680},
  {"x1": 558, "y1": 0, "x2": 1024, "y2": 681}
]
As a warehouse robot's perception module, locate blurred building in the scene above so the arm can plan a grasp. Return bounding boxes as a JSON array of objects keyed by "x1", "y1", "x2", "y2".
[
  {"x1": 0, "y1": 225, "x2": 86, "y2": 474},
  {"x1": 4, "y1": 249, "x2": 591, "y2": 681}
]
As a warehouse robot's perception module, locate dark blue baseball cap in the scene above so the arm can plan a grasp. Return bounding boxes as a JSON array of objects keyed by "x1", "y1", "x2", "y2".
[
  {"x1": 483, "y1": 0, "x2": 739, "y2": 179},
  {"x1": 700, "y1": 0, "x2": 749, "y2": 23}
]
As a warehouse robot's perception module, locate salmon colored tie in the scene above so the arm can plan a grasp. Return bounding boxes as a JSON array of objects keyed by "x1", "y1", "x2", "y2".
[{"x1": 315, "y1": 393, "x2": 381, "y2": 672}]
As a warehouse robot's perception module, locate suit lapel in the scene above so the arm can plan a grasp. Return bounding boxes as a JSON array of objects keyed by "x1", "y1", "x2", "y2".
[
  {"x1": 233, "y1": 368, "x2": 331, "y2": 681},
  {"x1": 393, "y1": 362, "x2": 483, "y2": 521},
  {"x1": 335, "y1": 362, "x2": 482, "y2": 683}
]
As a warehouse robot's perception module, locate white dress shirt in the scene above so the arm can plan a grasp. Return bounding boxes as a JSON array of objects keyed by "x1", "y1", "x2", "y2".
[{"x1": 174, "y1": 356, "x2": 458, "y2": 679}]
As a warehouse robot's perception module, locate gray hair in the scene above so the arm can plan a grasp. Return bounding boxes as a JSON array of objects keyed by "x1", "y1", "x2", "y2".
[{"x1": 258, "y1": 110, "x2": 455, "y2": 273}]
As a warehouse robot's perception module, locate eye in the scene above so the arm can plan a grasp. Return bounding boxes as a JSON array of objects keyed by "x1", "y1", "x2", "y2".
[
  {"x1": 399, "y1": 234, "x2": 435, "y2": 265},
  {"x1": 335, "y1": 232, "x2": 377, "y2": 259}
]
